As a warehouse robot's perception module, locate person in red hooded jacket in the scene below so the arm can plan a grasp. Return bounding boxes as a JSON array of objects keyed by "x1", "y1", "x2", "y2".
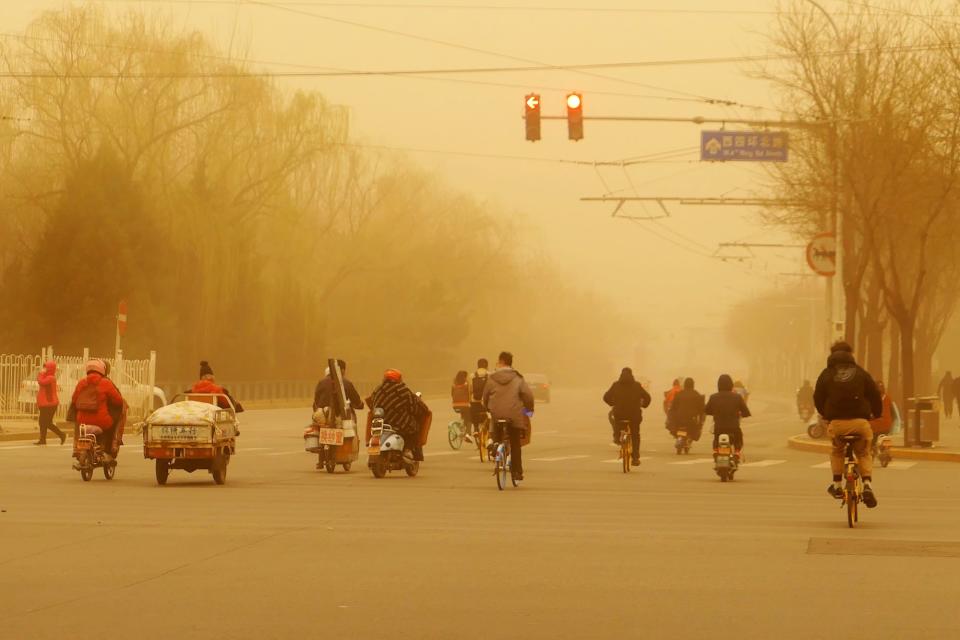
[
  {"x1": 35, "y1": 360, "x2": 66, "y2": 445},
  {"x1": 189, "y1": 361, "x2": 244, "y2": 412},
  {"x1": 71, "y1": 360, "x2": 124, "y2": 452}
]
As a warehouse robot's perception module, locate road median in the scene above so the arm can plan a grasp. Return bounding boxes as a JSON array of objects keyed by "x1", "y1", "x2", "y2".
[{"x1": 788, "y1": 434, "x2": 960, "y2": 463}]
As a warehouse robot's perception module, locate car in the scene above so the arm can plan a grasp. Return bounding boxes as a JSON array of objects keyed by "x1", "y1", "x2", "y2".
[{"x1": 526, "y1": 373, "x2": 551, "y2": 403}]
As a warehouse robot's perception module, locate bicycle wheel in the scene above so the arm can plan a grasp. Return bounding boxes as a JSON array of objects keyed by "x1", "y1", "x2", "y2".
[
  {"x1": 621, "y1": 439, "x2": 631, "y2": 473},
  {"x1": 847, "y1": 495, "x2": 856, "y2": 528},
  {"x1": 447, "y1": 421, "x2": 464, "y2": 450},
  {"x1": 495, "y1": 455, "x2": 505, "y2": 491}
]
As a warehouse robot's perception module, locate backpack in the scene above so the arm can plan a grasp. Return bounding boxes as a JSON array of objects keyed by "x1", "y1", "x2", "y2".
[
  {"x1": 829, "y1": 365, "x2": 866, "y2": 416},
  {"x1": 75, "y1": 382, "x2": 100, "y2": 413},
  {"x1": 471, "y1": 374, "x2": 487, "y2": 403}
]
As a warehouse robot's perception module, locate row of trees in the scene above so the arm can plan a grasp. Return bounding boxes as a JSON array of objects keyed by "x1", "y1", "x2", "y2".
[
  {"x1": 0, "y1": 6, "x2": 635, "y2": 385},
  {"x1": 733, "y1": 2, "x2": 960, "y2": 403}
]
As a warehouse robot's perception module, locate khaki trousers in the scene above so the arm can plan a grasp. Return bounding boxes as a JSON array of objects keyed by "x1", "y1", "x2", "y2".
[{"x1": 828, "y1": 418, "x2": 873, "y2": 477}]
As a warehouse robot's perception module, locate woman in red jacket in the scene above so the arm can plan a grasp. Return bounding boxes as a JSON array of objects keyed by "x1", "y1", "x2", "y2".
[
  {"x1": 35, "y1": 360, "x2": 66, "y2": 445},
  {"x1": 71, "y1": 359, "x2": 124, "y2": 434}
]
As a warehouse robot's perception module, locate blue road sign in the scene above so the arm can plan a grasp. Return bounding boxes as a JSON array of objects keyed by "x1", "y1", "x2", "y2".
[{"x1": 701, "y1": 130, "x2": 789, "y2": 162}]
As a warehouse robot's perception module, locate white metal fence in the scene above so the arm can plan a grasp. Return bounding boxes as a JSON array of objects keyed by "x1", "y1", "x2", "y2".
[{"x1": 0, "y1": 347, "x2": 158, "y2": 423}]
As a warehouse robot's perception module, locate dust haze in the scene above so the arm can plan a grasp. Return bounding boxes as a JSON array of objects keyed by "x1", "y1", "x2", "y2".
[{"x1": 2, "y1": 0, "x2": 958, "y2": 401}]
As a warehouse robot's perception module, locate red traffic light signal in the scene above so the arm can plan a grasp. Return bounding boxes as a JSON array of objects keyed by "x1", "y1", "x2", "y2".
[
  {"x1": 524, "y1": 93, "x2": 541, "y2": 142},
  {"x1": 566, "y1": 92, "x2": 583, "y2": 141}
]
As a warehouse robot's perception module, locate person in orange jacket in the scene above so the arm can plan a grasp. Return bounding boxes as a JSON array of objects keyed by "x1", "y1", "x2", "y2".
[{"x1": 35, "y1": 360, "x2": 66, "y2": 445}]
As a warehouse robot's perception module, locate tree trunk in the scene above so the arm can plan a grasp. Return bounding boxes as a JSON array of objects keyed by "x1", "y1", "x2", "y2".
[
  {"x1": 899, "y1": 319, "x2": 916, "y2": 446},
  {"x1": 888, "y1": 322, "x2": 901, "y2": 411},
  {"x1": 866, "y1": 321, "x2": 884, "y2": 381}
]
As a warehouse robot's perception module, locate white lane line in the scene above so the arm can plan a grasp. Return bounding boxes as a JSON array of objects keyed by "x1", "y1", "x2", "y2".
[
  {"x1": 264, "y1": 451, "x2": 300, "y2": 457},
  {"x1": 669, "y1": 458, "x2": 715, "y2": 466},
  {"x1": 740, "y1": 459, "x2": 787, "y2": 468},
  {"x1": 531, "y1": 455, "x2": 591, "y2": 462},
  {"x1": 603, "y1": 456, "x2": 652, "y2": 464},
  {"x1": 886, "y1": 460, "x2": 918, "y2": 470},
  {"x1": 810, "y1": 462, "x2": 832, "y2": 469}
]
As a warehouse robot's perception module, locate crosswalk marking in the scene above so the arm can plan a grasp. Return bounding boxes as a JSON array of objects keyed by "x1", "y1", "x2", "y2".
[
  {"x1": 531, "y1": 455, "x2": 591, "y2": 462},
  {"x1": 810, "y1": 461, "x2": 832, "y2": 469},
  {"x1": 740, "y1": 459, "x2": 787, "y2": 468},
  {"x1": 669, "y1": 458, "x2": 715, "y2": 466}
]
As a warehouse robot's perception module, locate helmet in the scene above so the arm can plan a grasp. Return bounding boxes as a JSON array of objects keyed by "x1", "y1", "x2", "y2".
[
  {"x1": 383, "y1": 369, "x2": 402, "y2": 382},
  {"x1": 85, "y1": 359, "x2": 106, "y2": 376}
]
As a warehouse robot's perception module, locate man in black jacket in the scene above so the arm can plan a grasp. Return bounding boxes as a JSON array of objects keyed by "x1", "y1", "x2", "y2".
[
  {"x1": 669, "y1": 378, "x2": 706, "y2": 442},
  {"x1": 814, "y1": 341, "x2": 883, "y2": 508},
  {"x1": 705, "y1": 374, "x2": 751, "y2": 456},
  {"x1": 603, "y1": 368, "x2": 652, "y2": 466}
]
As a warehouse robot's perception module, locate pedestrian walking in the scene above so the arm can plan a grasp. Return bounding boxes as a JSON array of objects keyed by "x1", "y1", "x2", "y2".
[
  {"x1": 938, "y1": 371, "x2": 954, "y2": 419},
  {"x1": 34, "y1": 360, "x2": 66, "y2": 445}
]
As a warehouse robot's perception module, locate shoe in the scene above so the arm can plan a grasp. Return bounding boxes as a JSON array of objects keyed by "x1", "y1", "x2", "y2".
[
  {"x1": 631, "y1": 458, "x2": 641, "y2": 466},
  {"x1": 33, "y1": 441, "x2": 45, "y2": 446},
  {"x1": 513, "y1": 472, "x2": 524, "y2": 482},
  {"x1": 60, "y1": 433, "x2": 67, "y2": 445},
  {"x1": 827, "y1": 484, "x2": 842, "y2": 499},
  {"x1": 463, "y1": 433, "x2": 473, "y2": 444},
  {"x1": 862, "y1": 486, "x2": 878, "y2": 508}
]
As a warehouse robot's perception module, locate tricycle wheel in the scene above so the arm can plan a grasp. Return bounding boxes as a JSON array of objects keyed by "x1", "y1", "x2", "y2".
[
  {"x1": 103, "y1": 461, "x2": 116, "y2": 480},
  {"x1": 212, "y1": 454, "x2": 228, "y2": 485},
  {"x1": 325, "y1": 460, "x2": 337, "y2": 474},
  {"x1": 342, "y1": 462, "x2": 352, "y2": 473},
  {"x1": 155, "y1": 459, "x2": 169, "y2": 485},
  {"x1": 371, "y1": 459, "x2": 387, "y2": 478}
]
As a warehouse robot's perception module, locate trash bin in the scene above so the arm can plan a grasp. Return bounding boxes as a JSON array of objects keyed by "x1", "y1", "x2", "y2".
[{"x1": 905, "y1": 396, "x2": 940, "y2": 447}]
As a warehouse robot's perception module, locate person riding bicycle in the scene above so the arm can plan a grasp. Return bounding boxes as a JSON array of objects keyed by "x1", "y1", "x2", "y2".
[
  {"x1": 483, "y1": 352, "x2": 534, "y2": 482},
  {"x1": 668, "y1": 377, "x2": 705, "y2": 442},
  {"x1": 369, "y1": 369, "x2": 429, "y2": 463},
  {"x1": 603, "y1": 368, "x2": 651, "y2": 466},
  {"x1": 797, "y1": 380, "x2": 815, "y2": 415},
  {"x1": 468, "y1": 359, "x2": 490, "y2": 440},
  {"x1": 705, "y1": 374, "x2": 750, "y2": 460},
  {"x1": 451, "y1": 370, "x2": 472, "y2": 441},
  {"x1": 869, "y1": 380, "x2": 896, "y2": 452},
  {"x1": 813, "y1": 341, "x2": 882, "y2": 508}
]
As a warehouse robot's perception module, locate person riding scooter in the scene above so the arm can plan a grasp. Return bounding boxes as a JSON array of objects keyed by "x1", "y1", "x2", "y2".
[
  {"x1": 368, "y1": 369, "x2": 429, "y2": 462},
  {"x1": 705, "y1": 374, "x2": 751, "y2": 460},
  {"x1": 668, "y1": 378, "x2": 705, "y2": 442},
  {"x1": 70, "y1": 359, "x2": 124, "y2": 460}
]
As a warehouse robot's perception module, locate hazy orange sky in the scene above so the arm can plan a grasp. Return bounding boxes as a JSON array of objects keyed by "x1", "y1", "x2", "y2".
[{"x1": 2, "y1": 0, "x2": 836, "y2": 376}]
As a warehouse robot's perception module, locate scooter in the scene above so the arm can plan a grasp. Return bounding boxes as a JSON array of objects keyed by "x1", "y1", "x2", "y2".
[
  {"x1": 72, "y1": 424, "x2": 117, "y2": 482},
  {"x1": 367, "y1": 408, "x2": 420, "y2": 478},
  {"x1": 876, "y1": 435, "x2": 894, "y2": 468},
  {"x1": 798, "y1": 403, "x2": 814, "y2": 422},
  {"x1": 674, "y1": 429, "x2": 691, "y2": 455},
  {"x1": 714, "y1": 433, "x2": 738, "y2": 482},
  {"x1": 806, "y1": 416, "x2": 827, "y2": 440}
]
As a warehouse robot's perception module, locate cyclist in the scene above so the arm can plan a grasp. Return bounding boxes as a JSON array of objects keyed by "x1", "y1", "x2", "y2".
[
  {"x1": 603, "y1": 368, "x2": 652, "y2": 466},
  {"x1": 468, "y1": 359, "x2": 490, "y2": 441},
  {"x1": 483, "y1": 351, "x2": 534, "y2": 482},
  {"x1": 451, "y1": 370, "x2": 472, "y2": 442},
  {"x1": 869, "y1": 380, "x2": 896, "y2": 452},
  {"x1": 668, "y1": 377, "x2": 705, "y2": 442},
  {"x1": 705, "y1": 374, "x2": 750, "y2": 460},
  {"x1": 813, "y1": 341, "x2": 882, "y2": 508}
]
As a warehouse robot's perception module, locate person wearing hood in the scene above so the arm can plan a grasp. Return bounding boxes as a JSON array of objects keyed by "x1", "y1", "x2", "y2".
[
  {"x1": 35, "y1": 360, "x2": 66, "y2": 445},
  {"x1": 70, "y1": 359, "x2": 124, "y2": 458},
  {"x1": 191, "y1": 361, "x2": 245, "y2": 412},
  {"x1": 705, "y1": 374, "x2": 751, "y2": 457},
  {"x1": 814, "y1": 341, "x2": 882, "y2": 507},
  {"x1": 482, "y1": 352, "x2": 534, "y2": 481},
  {"x1": 668, "y1": 377, "x2": 705, "y2": 442},
  {"x1": 468, "y1": 359, "x2": 491, "y2": 436},
  {"x1": 369, "y1": 369, "x2": 429, "y2": 462},
  {"x1": 603, "y1": 367, "x2": 652, "y2": 466}
]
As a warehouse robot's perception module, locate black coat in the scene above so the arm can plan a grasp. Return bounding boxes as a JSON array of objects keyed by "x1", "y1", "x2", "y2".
[
  {"x1": 669, "y1": 388, "x2": 705, "y2": 429},
  {"x1": 813, "y1": 350, "x2": 882, "y2": 421},
  {"x1": 705, "y1": 391, "x2": 750, "y2": 432},
  {"x1": 603, "y1": 379, "x2": 651, "y2": 422},
  {"x1": 313, "y1": 376, "x2": 364, "y2": 413}
]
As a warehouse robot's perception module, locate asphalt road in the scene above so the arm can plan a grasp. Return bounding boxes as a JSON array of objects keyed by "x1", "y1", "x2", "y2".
[{"x1": 2, "y1": 388, "x2": 959, "y2": 639}]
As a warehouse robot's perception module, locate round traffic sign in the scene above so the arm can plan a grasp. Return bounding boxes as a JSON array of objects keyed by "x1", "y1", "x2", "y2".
[{"x1": 806, "y1": 233, "x2": 836, "y2": 276}]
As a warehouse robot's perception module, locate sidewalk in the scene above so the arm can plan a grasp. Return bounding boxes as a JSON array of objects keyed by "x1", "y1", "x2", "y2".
[
  {"x1": 0, "y1": 419, "x2": 72, "y2": 443},
  {"x1": 788, "y1": 413, "x2": 960, "y2": 463}
]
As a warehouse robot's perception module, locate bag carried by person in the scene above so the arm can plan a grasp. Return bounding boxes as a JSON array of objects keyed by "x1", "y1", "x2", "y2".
[
  {"x1": 75, "y1": 383, "x2": 99, "y2": 412},
  {"x1": 471, "y1": 375, "x2": 487, "y2": 403}
]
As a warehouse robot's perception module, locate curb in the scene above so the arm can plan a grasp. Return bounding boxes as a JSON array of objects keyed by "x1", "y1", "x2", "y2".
[{"x1": 787, "y1": 434, "x2": 960, "y2": 463}]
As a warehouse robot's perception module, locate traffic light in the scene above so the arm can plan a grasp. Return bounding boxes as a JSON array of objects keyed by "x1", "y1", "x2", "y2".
[
  {"x1": 524, "y1": 93, "x2": 541, "y2": 142},
  {"x1": 566, "y1": 92, "x2": 583, "y2": 141}
]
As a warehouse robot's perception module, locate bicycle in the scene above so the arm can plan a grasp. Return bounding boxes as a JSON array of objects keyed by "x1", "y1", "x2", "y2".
[
  {"x1": 616, "y1": 419, "x2": 632, "y2": 473},
  {"x1": 474, "y1": 414, "x2": 490, "y2": 463},
  {"x1": 447, "y1": 418, "x2": 465, "y2": 450},
  {"x1": 492, "y1": 419, "x2": 518, "y2": 490},
  {"x1": 838, "y1": 434, "x2": 864, "y2": 528}
]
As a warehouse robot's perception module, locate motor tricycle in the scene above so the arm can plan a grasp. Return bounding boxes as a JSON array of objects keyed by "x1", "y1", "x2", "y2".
[{"x1": 141, "y1": 393, "x2": 239, "y2": 485}]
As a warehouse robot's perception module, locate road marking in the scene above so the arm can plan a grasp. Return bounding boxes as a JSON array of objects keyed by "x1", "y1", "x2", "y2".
[
  {"x1": 264, "y1": 451, "x2": 300, "y2": 457},
  {"x1": 886, "y1": 460, "x2": 917, "y2": 470},
  {"x1": 531, "y1": 455, "x2": 590, "y2": 462},
  {"x1": 669, "y1": 458, "x2": 714, "y2": 465},
  {"x1": 740, "y1": 459, "x2": 787, "y2": 468},
  {"x1": 809, "y1": 461, "x2": 832, "y2": 469},
  {"x1": 603, "y1": 456, "x2": 652, "y2": 464}
]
